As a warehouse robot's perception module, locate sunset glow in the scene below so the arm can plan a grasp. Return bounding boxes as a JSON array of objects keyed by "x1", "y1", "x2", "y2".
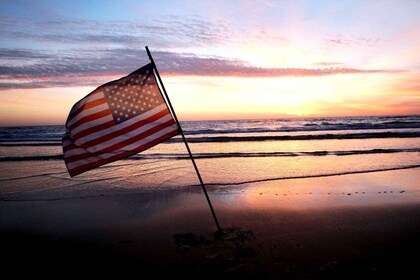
[{"x1": 0, "y1": 0, "x2": 419, "y2": 126}]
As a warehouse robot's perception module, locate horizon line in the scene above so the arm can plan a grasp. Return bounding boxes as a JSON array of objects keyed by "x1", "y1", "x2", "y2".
[{"x1": 0, "y1": 113, "x2": 418, "y2": 128}]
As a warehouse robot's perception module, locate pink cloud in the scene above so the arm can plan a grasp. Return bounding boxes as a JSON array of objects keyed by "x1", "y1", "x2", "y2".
[{"x1": 0, "y1": 49, "x2": 407, "y2": 89}]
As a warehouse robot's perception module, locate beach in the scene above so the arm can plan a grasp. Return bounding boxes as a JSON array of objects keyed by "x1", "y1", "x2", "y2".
[
  {"x1": 1, "y1": 167, "x2": 419, "y2": 278},
  {"x1": 1, "y1": 116, "x2": 419, "y2": 278}
]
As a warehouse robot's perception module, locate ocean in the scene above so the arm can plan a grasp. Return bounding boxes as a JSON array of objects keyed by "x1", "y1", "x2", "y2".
[{"x1": 0, "y1": 115, "x2": 419, "y2": 199}]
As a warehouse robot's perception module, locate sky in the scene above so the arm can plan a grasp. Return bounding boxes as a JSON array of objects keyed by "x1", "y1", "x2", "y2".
[{"x1": 0, "y1": 0, "x2": 419, "y2": 125}]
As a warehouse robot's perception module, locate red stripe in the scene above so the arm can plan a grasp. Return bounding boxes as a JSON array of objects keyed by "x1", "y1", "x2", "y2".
[
  {"x1": 67, "y1": 90, "x2": 102, "y2": 118},
  {"x1": 63, "y1": 143, "x2": 78, "y2": 153},
  {"x1": 68, "y1": 98, "x2": 108, "y2": 121},
  {"x1": 62, "y1": 135, "x2": 74, "y2": 153},
  {"x1": 79, "y1": 108, "x2": 171, "y2": 149},
  {"x1": 68, "y1": 108, "x2": 111, "y2": 131},
  {"x1": 66, "y1": 129, "x2": 179, "y2": 177},
  {"x1": 72, "y1": 119, "x2": 115, "y2": 142}
]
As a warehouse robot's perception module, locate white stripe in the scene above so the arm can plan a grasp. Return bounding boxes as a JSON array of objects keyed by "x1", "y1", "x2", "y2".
[
  {"x1": 114, "y1": 124, "x2": 178, "y2": 154},
  {"x1": 67, "y1": 124, "x2": 178, "y2": 170},
  {"x1": 84, "y1": 114, "x2": 173, "y2": 153},
  {"x1": 66, "y1": 154, "x2": 103, "y2": 171},
  {"x1": 74, "y1": 103, "x2": 168, "y2": 146},
  {"x1": 67, "y1": 102, "x2": 109, "y2": 127},
  {"x1": 64, "y1": 147, "x2": 88, "y2": 158},
  {"x1": 70, "y1": 92, "x2": 105, "y2": 115},
  {"x1": 70, "y1": 114, "x2": 114, "y2": 135}
]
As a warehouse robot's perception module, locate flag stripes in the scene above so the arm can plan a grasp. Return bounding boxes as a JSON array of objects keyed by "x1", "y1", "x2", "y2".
[
  {"x1": 62, "y1": 63, "x2": 179, "y2": 176},
  {"x1": 73, "y1": 104, "x2": 169, "y2": 146},
  {"x1": 63, "y1": 128, "x2": 178, "y2": 177}
]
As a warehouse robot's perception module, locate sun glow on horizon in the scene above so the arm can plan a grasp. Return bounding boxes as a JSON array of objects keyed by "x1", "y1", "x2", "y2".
[{"x1": 0, "y1": 70, "x2": 419, "y2": 127}]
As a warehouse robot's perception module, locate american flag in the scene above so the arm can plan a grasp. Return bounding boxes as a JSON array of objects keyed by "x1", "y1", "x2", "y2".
[{"x1": 62, "y1": 63, "x2": 179, "y2": 177}]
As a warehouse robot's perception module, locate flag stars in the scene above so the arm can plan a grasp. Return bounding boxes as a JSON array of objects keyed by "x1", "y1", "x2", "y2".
[{"x1": 104, "y1": 66, "x2": 164, "y2": 124}]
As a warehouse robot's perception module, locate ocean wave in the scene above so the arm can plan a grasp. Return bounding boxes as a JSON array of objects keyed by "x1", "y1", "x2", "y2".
[
  {"x1": 0, "y1": 131, "x2": 418, "y2": 147},
  {"x1": 200, "y1": 165, "x2": 420, "y2": 187},
  {"x1": 183, "y1": 123, "x2": 420, "y2": 135},
  {"x1": 2, "y1": 116, "x2": 419, "y2": 142},
  {"x1": 177, "y1": 131, "x2": 420, "y2": 142},
  {"x1": 1, "y1": 148, "x2": 418, "y2": 162},
  {"x1": 0, "y1": 142, "x2": 62, "y2": 146}
]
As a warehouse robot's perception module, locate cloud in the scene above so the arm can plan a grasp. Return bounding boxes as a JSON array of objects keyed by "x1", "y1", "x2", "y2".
[
  {"x1": 0, "y1": 48, "x2": 406, "y2": 89},
  {"x1": 312, "y1": 62, "x2": 345, "y2": 67},
  {"x1": 325, "y1": 34, "x2": 379, "y2": 47},
  {"x1": 0, "y1": 15, "x2": 231, "y2": 48},
  {"x1": 1, "y1": 13, "x2": 404, "y2": 89},
  {"x1": 155, "y1": 51, "x2": 404, "y2": 77}
]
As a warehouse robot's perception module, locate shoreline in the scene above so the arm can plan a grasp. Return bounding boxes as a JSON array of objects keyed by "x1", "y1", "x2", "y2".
[{"x1": 1, "y1": 168, "x2": 419, "y2": 278}]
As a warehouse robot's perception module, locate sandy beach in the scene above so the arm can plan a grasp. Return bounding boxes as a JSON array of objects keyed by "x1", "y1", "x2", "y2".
[{"x1": 1, "y1": 167, "x2": 419, "y2": 278}]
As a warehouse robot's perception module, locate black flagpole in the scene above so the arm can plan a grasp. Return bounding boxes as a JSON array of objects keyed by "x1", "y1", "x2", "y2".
[{"x1": 145, "y1": 46, "x2": 222, "y2": 233}]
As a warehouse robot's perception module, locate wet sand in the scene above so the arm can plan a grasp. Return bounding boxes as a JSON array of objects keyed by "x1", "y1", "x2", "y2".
[{"x1": 1, "y1": 168, "x2": 419, "y2": 278}]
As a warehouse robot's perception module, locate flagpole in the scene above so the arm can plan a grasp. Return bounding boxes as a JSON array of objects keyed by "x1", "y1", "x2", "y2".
[{"x1": 145, "y1": 46, "x2": 222, "y2": 233}]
